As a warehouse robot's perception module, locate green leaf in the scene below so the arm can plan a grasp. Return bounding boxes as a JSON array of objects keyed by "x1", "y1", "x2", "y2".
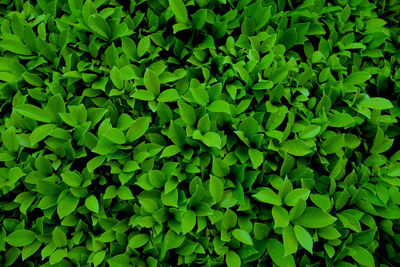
[
  {"x1": 61, "y1": 171, "x2": 82, "y2": 187},
  {"x1": 14, "y1": 104, "x2": 52, "y2": 123},
  {"x1": 248, "y1": 148, "x2": 263, "y2": 169},
  {"x1": 192, "y1": 9, "x2": 207, "y2": 29},
  {"x1": 208, "y1": 100, "x2": 231, "y2": 114},
  {"x1": 126, "y1": 117, "x2": 150, "y2": 142},
  {"x1": 266, "y1": 238, "x2": 296, "y2": 267},
  {"x1": 157, "y1": 89, "x2": 180, "y2": 102},
  {"x1": 2, "y1": 127, "x2": 19, "y2": 152},
  {"x1": 144, "y1": 68, "x2": 160, "y2": 96},
  {"x1": 129, "y1": 234, "x2": 149, "y2": 249},
  {"x1": 209, "y1": 175, "x2": 224, "y2": 203},
  {"x1": 232, "y1": 229, "x2": 253, "y2": 245},
  {"x1": 272, "y1": 206, "x2": 290, "y2": 228},
  {"x1": 52, "y1": 227, "x2": 67, "y2": 247},
  {"x1": 49, "y1": 248, "x2": 67, "y2": 265},
  {"x1": 0, "y1": 40, "x2": 32, "y2": 55},
  {"x1": 104, "y1": 128, "x2": 126, "y2": 144},
  {"x1": 182, "y1": 210, "x2": 196, "y2": 233},
  {"x1": 202, "y1": 132, "x2": 221, "y2": 148},
  {"x1": 283, "y1": 225, "x2": 298, "y2": 256},
  {"x1": 30, "y1": 124, "x2": 56, "y2": 145},
  {"x1": 6, "y1": 230, "x2": 35, "y2": 247},
  {"x1": 118, "y1": 186, "x2": 135, "y2": 200},
  {"x1": 253, "y1": 189, "x2": 281, "y2": 205},
  {"x1": 87, "y1": 156, "x2": 106, "y2": 173},
  {"x1": 350, "y1": 245, "x2": 375, "y2": 267},
  {"x1": 89, "y1": 14, "x2": 111, "y2": 39},
  {"x1": 191, "y1": 85, "x2": 209, "y2": 105},
  {"x1": 57, "y1": 196, "x2": 79, "y2": 219},
  {"x1": 131, "y1": 90, "x2": 155, "y2": 101},
  {"x1": 22, "y1": 240, "x2": 42, "y2": 261},
  {"x1": 178, "y1": 99, "x2": 196, "y2": 126},
  {"x1": 328, "y1": 113, "x2": 354, "y2": 128},
  {"x1": 359, "y1": 97, "x2": 393, "y2": 110},
  {"x1": 295, "y1": 207, "x2": 337, "y2": 228},
  {"x1": 226, "y1": 251, "x2": 241, "y2": 267},
  {"x1": 110, "y1": 67, "x2": 123, "y2": 89},
  {"x1": 344, "y1": 71, "x2": 371, "y2": 84},
  {"x1": 280, "y1": 140, "x2": 312, "y2": 156},
  {"x1": 294, "y1": 225, "x2": 313, "y2": 253},
  {"x1": 85, "y1": 195, "x2": 99, "y2": 213},
  {"x1": 137, "y1": 36, "x2": 150, "y2": 58},
  {"x1": 169, "y1": 0, "x2": 189, "y2": 23},
  {"x1": 284, "y1": 189, "x2": 310, "y2": 206}
]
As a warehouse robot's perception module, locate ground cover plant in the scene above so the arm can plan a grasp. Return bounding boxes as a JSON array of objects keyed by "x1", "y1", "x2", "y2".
[{"x1": 0, "y1": 0, "x2": 400, "y2": 266}]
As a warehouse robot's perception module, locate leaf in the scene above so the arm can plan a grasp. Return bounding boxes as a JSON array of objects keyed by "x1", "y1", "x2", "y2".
[
  {"x1": 191, "y1": 85, "x2": 209, "y2": 105},
  {"x1": 232, "y1": 229, "x2": 253, "y2": 245},
  {"x1": 209, "y1": 175, "x2": 224, "y2": 203},
  {"x1": 253, "y1": 189, "x2": 281, "y2": 205},
  {"x1": 157, "y1": 89, "x2": 180, "y2": 102},
  {"x1": 359, "y1": 97, "x2": 393, "y2": 110},
  {"x1": 144, "y1": 68, "x2": 160, "y2": 96},
  {"x1": 344, "y1": 71, "x2": 371, "y2": 84},
  {"x1": 0, "y1": 40, "x2": 32, "y2": 55},
  {"x1": 52, "y1": 227, "x2": 67, "y2": 247},
  {"x1": 169, "y1": 0, "x2": 189, "y2": 23},
  {"x1": 283, "y1": 226, "x2": 298, "y2": 256},
  {"x1": 328, "y1": 113, "x2": 354, "y2": 128},
  {"x1": 178, "y1": 99, "x2": 196, "y2": 126},
  {"x1": 192, "y1": 9, "x2": 207, "y2": 29},
  {"x1": 49, "y1": 248, "x2": 67, "y2": 265},
  {"x1": 104, "y1": 128, "x2": 126, "y2": 144},
  {"x1": 202, "y1": 132, "x2": 221, "y2": 148},
  {"x1": 295, "y1": 207, "x2": 337, "y2": 228},
  {"x1": 2, "y1": 127, "x2": 19, "y2": 152},
  {"x1": 129, "y1": 234, "x2": 149, "y2": 249},
  {"x1": 284, "y1": 189, "x2": 310, "y2": 206},
  {"x1": 110, "y1": 67, "x2": 123, "y2": 89},
  {"x1": 14, "y1": 104, "x2": 52, "y2": 123},
  {"x1": 57, "y1": 196, "x2": 79, "y2": 219},
  {"x1": 350, "y1": 246, "x2": 375, "y2": 267},
  {"x1": 182, "y1": 210, "x2": 196, "y2": 233},
  {"x1": 160, "y1": 145, "x2": 182, "y2": 158},
  {"x1": 88, "y1": 14, "x2": 111, "y2": 39},
  {"x1": 87, "y1": 156, "x2": 106, "y2": 173},
  {"x1": 131, "y1": 90, "x2": 155, "y2": 101},
  {"x1": 266, "y1": 238, "x2": 296, "y2": 267},
  {"x1": 280, "y1": 140, "x2": 312, "y2": 156},
  {"x1": 226, "y1": 251, "x2": 241, "y2": 267},
  {"x1": 272, "y1": 206, "x2": 290, "y2": 228},
  {"x1": 22, "y1": 240, "x2": 42, "y2": 261},
  {"x1": 126, "y1": 117, "x2": 150, "y2": 142},
  {"x1": 248, "y1": 148, "x2": 263, "y2": 169},
  {"x1": 137, "y1": 36, "x2": 150, "y2": 58},
  {"x1": 85, "y1": 195, "x2": 99, "y2": 213},
  {"x1": 30, "y1": 124, "x2": 56, "y2": 145},
  {"x1": 208, "y1": 100, "x2": 231, "y2": 114},
  {"x1": 6, "y1": 230, "x2": 35, "y2": 247},
  {"x1": 294, "y1": 225, "x2": 313, "y2": 253},
  {"x1": 61, "y1": 171, "x2": 82, "y2": 187}
]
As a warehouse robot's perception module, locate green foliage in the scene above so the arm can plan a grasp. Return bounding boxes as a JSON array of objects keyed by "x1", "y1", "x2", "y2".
[{"x1": 0, "y1": 0, "x2": 400, "y2": 266}]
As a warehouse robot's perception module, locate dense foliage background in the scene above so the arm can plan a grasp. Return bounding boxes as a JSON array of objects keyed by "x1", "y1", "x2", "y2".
[{"x1": 1, "y1": 0, "x2": 400, "y2": 266}]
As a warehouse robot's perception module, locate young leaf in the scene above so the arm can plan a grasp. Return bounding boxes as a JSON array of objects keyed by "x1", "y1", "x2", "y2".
[
  {"x1": 169, "y1": 0, "x2": 189, "y2": 24},
  {"x1": 294, "y1": 225, "x2": 313, "y2": 253},
  {"x1": 6, "y1": 230, "x2": 36, "y2": 247},
  {"x1": 144, "y1": 68, "x2": 160, "y2": 96},
  {"x1": 253, "y1": 189, "x2": 282, "y2": 205},
  {"x1": 13, "y1": 104, "x2": 52, "y2": 123},
  {"x1": 232, "y1": 229, "x2": 253, "y2": 245}
]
